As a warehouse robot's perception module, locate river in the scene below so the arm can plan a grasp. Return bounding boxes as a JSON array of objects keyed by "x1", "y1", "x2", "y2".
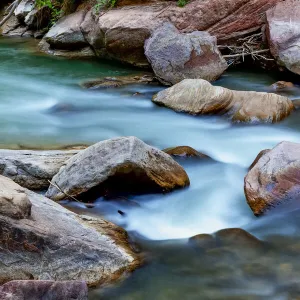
[{"x1": 2, "y1": 37, "x2": 300, "y2": 299}]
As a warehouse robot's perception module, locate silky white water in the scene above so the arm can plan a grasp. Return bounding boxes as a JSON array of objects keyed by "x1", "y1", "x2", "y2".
[
  {"x1": 4, "y1": 37, "x2": 300, "y2": 300},
  {"x1": 2, "y1": 38, "x2": 300, "y2": 241}
]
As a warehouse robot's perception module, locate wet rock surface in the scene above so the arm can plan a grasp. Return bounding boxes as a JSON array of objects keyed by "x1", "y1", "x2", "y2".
[
  {"x1": 163, "y1": 146, "x2": 210, "y2": 159},
  {"x1": 153, "y1": 79, "x2": 294, "y2": 123},
  {"x1": 270, "y1": 81, "x2": 294, "y2": 91},
  {"x1": 245, "y1": 141, "x2": 300, "y2": 216}
]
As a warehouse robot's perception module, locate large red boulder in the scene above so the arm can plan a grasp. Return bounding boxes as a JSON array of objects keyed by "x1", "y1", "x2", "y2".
[{"x1": 164, "y1": 0, "x2": 283, "y2": 42}]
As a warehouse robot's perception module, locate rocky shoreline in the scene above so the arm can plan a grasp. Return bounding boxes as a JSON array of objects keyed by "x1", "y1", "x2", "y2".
[
  {"x1": 1, "y1": 0, "x2": 300, "y2": 78},
  {"x1": 1, "y1": 0, "x2": 300, "y2": 299}
]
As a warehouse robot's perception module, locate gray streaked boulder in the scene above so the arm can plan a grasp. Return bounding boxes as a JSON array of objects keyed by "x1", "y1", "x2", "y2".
[
  {"x1": 0, "y1": 176, "x2": 140, "y2": 286},
  {"x1": 46, "y1": 136, "x2": 190, "y2": 201},
  {"x1": 145, "y1": 22, "x2": 228, "y2": 85},
  {"x1": 0, "y1": 149, "x2": 79, "y2": 190}
]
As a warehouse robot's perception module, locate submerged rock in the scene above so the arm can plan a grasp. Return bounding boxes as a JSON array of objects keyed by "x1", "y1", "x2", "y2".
[
  {"x1": 163, "y1": 146, "x2": 210, "y2": 159},
  {"x1": 0, "y1": 175, "x2": 140, "y2": 285},
  {"x1": 245, "y1": 141, "x2": 300, "y2": 216},
  {"x1": 270, "y1": 81, "x2": 294, "y2": 91},
  {"x1": 145, "y1": 23, "x2": 227, "y2": 85},
  {"x1": 0, "y1": 280, "x2": 88, "y2": 300},
  {"x1": 266, "y1": 1, "x2": 300, "y2": 75},
  {"x1": 81, "y1": 74, "x2": 156, "y2": 89},
  {"x1": 189, "y1": 234, "x2": 217, "y2": 250},
  {"x1": 190, "y1": 228, "x2": 266, "y2": 262},
  {"x1": 45, "y1": 136, "x2": 190, "y2": 201},
  {"x1": 0, "y1": 149, "x2": 79, "y2": 190},
  {"x1": 152, "y1": 79, "x2": 294, "y2": 123},
  {"x1": 39, "y1": 39, "x2": 95, "y2": 59},
  {"x1": 215, "y1": 228, "x2": 264, "y2": 250}
]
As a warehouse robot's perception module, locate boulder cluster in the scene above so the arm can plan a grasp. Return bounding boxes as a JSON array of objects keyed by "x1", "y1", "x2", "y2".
[
  {"x1": 2, "y1": 0, "x2": 300, "y2": 297},
  {"x1": 0, "y1": 136, "x2": 190, "y2": 294},
  {"x1": 2, "y1": 0, "x2": 300, "y2": 84}
]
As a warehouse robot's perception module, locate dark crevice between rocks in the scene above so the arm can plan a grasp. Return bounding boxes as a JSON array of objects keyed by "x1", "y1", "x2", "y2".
[{"x1": 76, "y1": 164, "x2": 167, "y2": 203}]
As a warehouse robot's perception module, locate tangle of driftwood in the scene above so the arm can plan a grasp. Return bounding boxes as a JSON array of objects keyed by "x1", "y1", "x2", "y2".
[{"x1": 218, "y1": 33, "x2": 274, "y2": 66}]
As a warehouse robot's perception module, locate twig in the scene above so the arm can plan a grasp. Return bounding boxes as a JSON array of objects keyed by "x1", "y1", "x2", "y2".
[
  {"x1": 5, "y1": 1, "x2": 15, "y2": 14},
  {"x1": 47, "y1": 180, "x2": 81, "y2": 203},
  {"x1": 238, "y1": 32, "x2": 262, "y2": 42},
  {"x1": 253, "y1": 54, "x2": 274, "y2": 61},
  {"x1": 223, "y1": 49, "x2": 269, "y2": 58}
]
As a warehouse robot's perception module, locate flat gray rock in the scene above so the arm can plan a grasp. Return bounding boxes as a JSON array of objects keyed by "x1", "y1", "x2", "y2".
[{"x1": 0, "y1": 149, "x2": 79, "y2": 190}]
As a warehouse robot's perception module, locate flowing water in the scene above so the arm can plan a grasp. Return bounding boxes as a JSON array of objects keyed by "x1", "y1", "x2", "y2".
[{"x1": 2, "y1": 37, "x2": 300, "y2": 299}]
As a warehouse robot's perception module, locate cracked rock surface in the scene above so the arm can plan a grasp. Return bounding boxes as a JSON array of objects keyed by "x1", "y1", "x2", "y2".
[
  {"x1": 0, "y1": 149, "x2": 79, "y2": 190},
  {"x1": 0, "y1": 175, "x2": 140, "y2": 285}
]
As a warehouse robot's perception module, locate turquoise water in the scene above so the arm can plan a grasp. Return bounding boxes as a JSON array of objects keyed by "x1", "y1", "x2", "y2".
[{"x1": 2, "y1": 37, "x2": 300, "y2": 299}]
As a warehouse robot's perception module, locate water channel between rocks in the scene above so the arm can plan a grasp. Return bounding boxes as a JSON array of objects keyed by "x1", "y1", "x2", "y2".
[{"x1": 2, "y1": 37, "x2": 300, "y2": 300}]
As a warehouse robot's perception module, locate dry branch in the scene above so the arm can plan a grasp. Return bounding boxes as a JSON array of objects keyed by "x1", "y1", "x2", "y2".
[
  {"x1": 223, "y1": 49, "x2": 270, "y2": 58},
  {"x1": 47, "y1": 180, "x2": 81, "y2": 203},
  {"x1": 219, "y1": 32, "x2": 274, "y2": 65}
]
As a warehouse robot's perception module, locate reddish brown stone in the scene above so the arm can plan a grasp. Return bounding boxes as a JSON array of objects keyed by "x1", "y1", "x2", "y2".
[
  {"x1": 245, "y1": 142, "x2": 300, "y2": 216},
  {"x1": 266, "y1": 0, "x2": 300, "y2": 75}
]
